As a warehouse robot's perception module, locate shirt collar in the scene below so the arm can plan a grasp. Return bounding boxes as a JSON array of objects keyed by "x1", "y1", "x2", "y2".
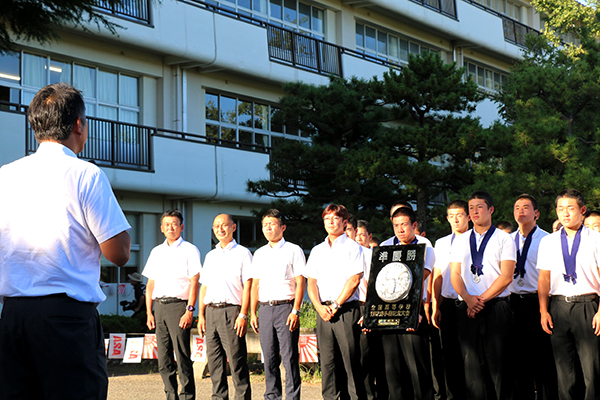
[
  {"x1": 325, "y1": 233, "x2": 348, "y2": 247},
  {"x1": 270, "y1": 237, "x2": 286, "y2": 250},
  {"x1": 37, "y1": 141, "x2": 77, "y2": 158},
  {"x1": 163, "y1": 236, "x2": 183, "y2": 248},
  {"x1": 218, "y1": 238, "x2": 237, "y2": 251}
]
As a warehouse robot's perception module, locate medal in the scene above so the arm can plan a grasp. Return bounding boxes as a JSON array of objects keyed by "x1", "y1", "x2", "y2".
[
  {"x1": 517, "y1": 277, "x2": 524, "y2": 287},
  {"x1": 473, "y1": 274, "x2": 481, "y2": 284}
]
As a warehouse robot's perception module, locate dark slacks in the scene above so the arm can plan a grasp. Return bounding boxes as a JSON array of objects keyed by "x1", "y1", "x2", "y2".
[
  {"x1": 457, "y1": 297, "x2": 513, "y2": 400},
  {"x1": 316, "y1": 301, "x2": 366, "y2": 400},
  {"x1": 258, "y1": 302, "x2": 301, "y2": 400},
  {"x1": 381, "y1": 306, "x2": 433, "y2": 400},
  {"x1": 205, "y1": 305, "x2": 251, "y2": 400},
  {"x1": 360, "y1": 305, "x2": 388, "y2": 400},
  {"x1": 155, "y1": 300, "x2": 195, "y2": 400},
  {"x1": 0, "y1": 294, "x2": 108, "y2": 400},
  {"x1": 509, "y1": 294, "x2": 557, "y2": 400},
  {"x1": 549, "y1": 297, "x2": 600, "y2": 400},
  {"x1": 439, "y1": 298, "x2": 465, "y2": 400}
]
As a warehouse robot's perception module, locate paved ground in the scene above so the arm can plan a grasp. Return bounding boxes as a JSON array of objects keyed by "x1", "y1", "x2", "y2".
[{"x1": 107, "y1": 364, "x2": 323, "y2": 400}]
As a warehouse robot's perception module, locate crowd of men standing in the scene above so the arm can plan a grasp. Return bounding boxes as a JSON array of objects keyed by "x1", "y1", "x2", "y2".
[{"x1": 2, "y1": 82, "x2": 600, "y2": 400}]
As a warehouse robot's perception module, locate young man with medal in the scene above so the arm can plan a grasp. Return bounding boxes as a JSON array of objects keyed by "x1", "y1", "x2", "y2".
[
  {"x1": 538, "y1": 189, "x2": 600, "y2": 400},
  {"x1": 380, "y1": 206, "x2": 435, "y2": 400},
  {"x1": 509, "y1": 194, "x2": 557, "y2": 400},
  {"x1": 432, "y1": 199, "x2": 470, "y2": 400},
  {"x1": 450, "y1": 191, "x2": 516, "y2": 400}
]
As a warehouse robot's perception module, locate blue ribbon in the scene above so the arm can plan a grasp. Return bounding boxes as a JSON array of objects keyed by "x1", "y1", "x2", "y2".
[
  {"x1": 561, "y1": 226, "x2": 582, "y2": 285},
  {"x1": 469, "y1": 225, "x2": 496, "y2": 277},
  {"x1": 514, "y1": 226, "x2": 537, "y2": 279}
]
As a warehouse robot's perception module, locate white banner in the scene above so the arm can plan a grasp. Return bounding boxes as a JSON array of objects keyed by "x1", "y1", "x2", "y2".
[
  {"x1": 108, "y1": 333, "x2": 126, "y2": 359},
  {"x1": 123, "y1": 337, "x2": 144, "y2": 363}
]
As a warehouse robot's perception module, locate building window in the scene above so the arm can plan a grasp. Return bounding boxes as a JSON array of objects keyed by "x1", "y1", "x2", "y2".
[
  {"x1": 208, "y1": 0, "x2": 325, "y2": 38},
  {"x1": 0, "y1": 51, "x2": 139, "y2": 123},
  {"x1": 205, "y1": 91, "x2": 310, "y2": 151},
  {"x1": 355, "y1": 22, "x2": 437, "y2": 65},
  {"x1": 464, "y1": 60, "x2": 508, "y2": 93},
  {"x1": 210, "y1": 216, "x2": 260, "y2": 250},
  {"x1": 473, "y1": 0, "x2": 522, "y2": 22},
  {"x1": 100, "y1": 213, "x2": 141, "y2": 284}
]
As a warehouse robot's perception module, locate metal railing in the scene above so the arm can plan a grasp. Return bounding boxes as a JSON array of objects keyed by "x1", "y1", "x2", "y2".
[
  {"x1": 410, "y1": 0, "x2": 457, "y2": 18},
  {"x1": 153, "y1": 128, "x2": 270, "y2": 153},
  {"x1": 267, "y1": 25, "x2": 342, "y2": 76},
  {"x1": 95, "y1": 0, "x2": 151, "y2": 24}
]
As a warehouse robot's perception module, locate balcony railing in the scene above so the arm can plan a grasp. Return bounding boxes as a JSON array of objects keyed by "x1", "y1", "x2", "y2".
[
  {"x1": 95, "y1": 0, "x2": 151, "y2": 24},
  {"x1": 27, "y1": 117, "x2": 153, "y2": 171},
  {"x1": 410, "y1": 0, "x2": 457, "y2": 18},
  {"x1": 502, "y1": 16, "x2": 539, "y2": 47},
  {"x1": 267, "y1": 26, "x2": 342, "y2": 77},
  {"x1": 153, "y1": 128, "x2": 270, "y2": 153}
]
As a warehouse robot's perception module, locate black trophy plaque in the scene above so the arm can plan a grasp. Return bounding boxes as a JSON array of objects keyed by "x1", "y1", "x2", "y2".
[{"x1": 363, "y1": 244, "x2": 426, "y2": 330}]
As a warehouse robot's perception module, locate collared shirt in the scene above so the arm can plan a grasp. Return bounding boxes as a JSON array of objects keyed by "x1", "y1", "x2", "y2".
[
  {"x1": 251, "y1": 237, "x2": 306, "y2": 302},
  {"x1": 450, "y1": 227, "x2": 516, "y2": 298},
  {"x1": 509, "y1": 226, "x2": 548, "y2": 294},
  {"x1": 142, "y1": 237, "x2": 202, "y2": 300},
  {"x1": 201, "y1": 239, "x2": 252, "y2": 305},
  {"x1": 0, "y1": 142, "x2": 131, "y2": 303},
  {"x1": 537, "y1": 227, "x2": 600, "y2": 297},
  {"x1": 434, "y1": 233, "x2": 460, "y2": 299},
  {"x1": 304, "y1": 233, "x2": 363, "y2": 303},
  {"x1": 359, "y1": 247, "x2": 373, "y2": 302},
  {"x1": 381, "y1": 235, "x2": 435, "y2": 299}
]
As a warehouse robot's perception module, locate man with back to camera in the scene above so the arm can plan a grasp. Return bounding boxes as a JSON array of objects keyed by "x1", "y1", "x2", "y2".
[
  {"x1": 509, "y1": 194, "x2": 557, "y2": 400},
  {"x1": 450, "y1": 191, "x2": 516, "y2": 400},
  {"x1": 380, "y1": 207, "x2": 435, "y2": 400},
  {"x1": 0, "y1": 83, "x2": 131, "y2": 399},
  {"x1": 249, "y1": 209, "x2": 306, "y2": 400},
  {"x1": 143, "y1": 210, "x2": 202, "y2": 400},
  {"x1": 198, "y1": 214, "x2": 253, "y2": 400},
  {"x1": 305, "y1": 204, "x2": 366, "y2": 400},
  {"x1": 431, "y1": 199, "x2": 470, "y2": 400},
  {"x1": 538, "y1": 189, "x2": 600, "y2": 400}
]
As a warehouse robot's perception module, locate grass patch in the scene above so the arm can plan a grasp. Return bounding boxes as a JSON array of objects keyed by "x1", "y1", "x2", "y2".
[{"x1": 299, "y1": 302, "x2": 317, "y2": 329}]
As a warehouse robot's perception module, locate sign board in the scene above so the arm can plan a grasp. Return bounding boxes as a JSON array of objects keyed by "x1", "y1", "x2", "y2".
[{"x1": 363, "y1": 244, "x2": 426, "y2": 330}]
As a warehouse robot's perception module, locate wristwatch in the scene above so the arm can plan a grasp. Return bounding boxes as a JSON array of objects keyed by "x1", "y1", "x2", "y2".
[
  {"x1": 238, "y1": 313, "x2": 247, "y2": 320},
  {"x1": 292, "y1": 309, "x2": 301, "y2": 316},
  {"x1": 187, "y1": 305, "x2": 195, "y2": 312},
  {"x1": 331, "y1": 301, "x2": 340, "y2": 310}
]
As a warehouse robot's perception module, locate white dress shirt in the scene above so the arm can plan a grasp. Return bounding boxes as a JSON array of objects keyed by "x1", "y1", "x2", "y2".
[
  {"x1": 201, "y1": 239, "x2": 253, "y2": 305},
  {"x1": 251, "y1": 238, "x2": 306, "y2": 302},
  {"x1": 0, "y1": 142, "x2": 131, "y2": 303},
  {"x1": 142, "y1": 236, "x2": 202, "y2": 300},
  {"x1": 304, "y1": 234, "x2": 363, "y2": 303},
  {"x1": 450, "y1": 227, "x2": 516, "y2": 298},
  {"x1": 434, "y1": 233, "x2": 460, "y2": 299},
  {"x1": 359, "y1": 247, "x2": 373, "y2": 302},
  {"x1": 537, "y1": 227, "x2": 600, "y2": 296},
  {"x1": 509, "y1": 226, "x2": 548, "y2": 294}
]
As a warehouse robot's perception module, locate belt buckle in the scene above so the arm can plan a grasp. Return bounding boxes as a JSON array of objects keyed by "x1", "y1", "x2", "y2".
[
  {"x1": 565, "y1": 296, "x2": 575, "y2": 303},
  {"x1": 268, "y1": 300, "x2": 276, "y2": 306}
]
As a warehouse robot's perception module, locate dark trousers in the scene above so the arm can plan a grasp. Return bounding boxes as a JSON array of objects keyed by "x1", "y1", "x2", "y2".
[
  {"x1": 205, "y1": 305, "x2": 251, "y2": 400},
  {"x1": 549, "y1": 297, "x2": 600, "y2": 400},
  {"x1": 381, "y1": 307, "x2": 433, "y2": 400},
  {"x1": 360, "y1": 305, "x2": 388, "y2": 400},
  {"x1": 155, "y1": 301, "x2": 195, "y2": 400},
  {"x1": 457, "y1": 297, "x2": 513, "y2": 400},
  {"x1": 439, "y1": 298, "x2": 465, "y2": 400},
  {"x1": 0, "y1": 294, "x2": 108, "y2": 400},
  {"x1": 509, "y1": 294, "x2": 557, "y2": 400},
  {"x1": 258, "y1": 302, "x2": 301, "y2": 400},
  {"x1": 428, "y1": 323, "x2": 446, "y2": 400},
  {"x1": 316, "y1": 301, "x2": 366, "y2": 400}
]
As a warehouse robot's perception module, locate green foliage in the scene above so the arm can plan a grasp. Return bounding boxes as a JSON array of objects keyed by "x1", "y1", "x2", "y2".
[
  {"x1": 100, "y1": 314, "x2": 149, "y2": 334},
  {"x1": 0, "y1": 0, "x2": 125, "y2": 54},
  {"x1": 299, "y1": 301, "x2": 317, "y2": 329}
]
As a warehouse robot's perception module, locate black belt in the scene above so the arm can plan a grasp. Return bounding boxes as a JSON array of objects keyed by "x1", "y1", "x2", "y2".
[
  {"x1": 510, "y1": 293, "x2": 538, "y2": 300},
  {"x1": 553, "y1": 294, "x2": 598, "y2": 303},
  {"x1": 442, "y1": 296, "x2": 461, "y2": 306},
  {"x1": 259, "y1": 299, "x2": 293, "y2": 306},
  {"x1": 321, "y1": 300, "x2": 358, "y2": 307},
  {"x1": 157, "y1": 297, "x2": 185, "y2": 304},
  {"x1": 208, "y1": 302, "x2": 237, "y2": 308},
  {"x1": 457, "y1": 296, "x2": 508, "y2": 306}
]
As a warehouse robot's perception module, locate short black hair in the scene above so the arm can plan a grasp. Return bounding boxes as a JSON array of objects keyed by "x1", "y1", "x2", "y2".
[
  {"x1": 448, "y1": 199, "x2": 468, "y2": 214},
  {"x1": 347, "y1": 214, "x2": 357, "y2": 230},
  {"x1": 391, "y1": 207, "x2": 417, "y2": 225},
  {"x1": 322, "y1": 204, "x2": 350, "y2": 220},
  {"x1": 390, "y1": 200, "x2": 413, "y2": 213},
  {"x1": 556, "y1": 189, "x2": 585, "y2": 208},
  {"x1": 496, "y1": 220, "x2": 515, "y2": 233},
  {"x1": 515, "y1": 194, "x2": 539, "y2": 210},
  {"x1": 29, "y1": 83, "x2": 86, "y2": 143},
  {"x1": 161, "y1": 209, "x2": 183, "y2": 225},
  {"x1": 357, "y1": 219, "x2": 371, "y2": 234},
  {"x1": 469, "y1": 191, "x2": 494, "y2": 208},
  {"x1": 262, "y1": 209, "x2": 286, "y2": 225},
  {"x1": 585, "y1": 210, "x2": 600, "y2": 219}
]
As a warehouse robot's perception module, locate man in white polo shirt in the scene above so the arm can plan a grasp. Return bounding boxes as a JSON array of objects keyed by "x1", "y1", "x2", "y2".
[
  {"x1": 199, "y1": 213, "x2": 253, "y2": 400},
  {"x1": 538, "y1": 189, "x2": 600, "y2": 400},
  {"x1": 450, "y1": 191, "x2": 516, "y2": 400},
  {"x1": 432, "y1": 199, "x2": 469, "y2": 400},
  {"x1": 143, "y1": 210, "x2": 202, "y2": 400},
  {"x1": 305, "y1": 204, "x2": 366, "y2": 400},
  {"x1": 250, "y1": 209, "x2": 305, "y2": 400}
]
